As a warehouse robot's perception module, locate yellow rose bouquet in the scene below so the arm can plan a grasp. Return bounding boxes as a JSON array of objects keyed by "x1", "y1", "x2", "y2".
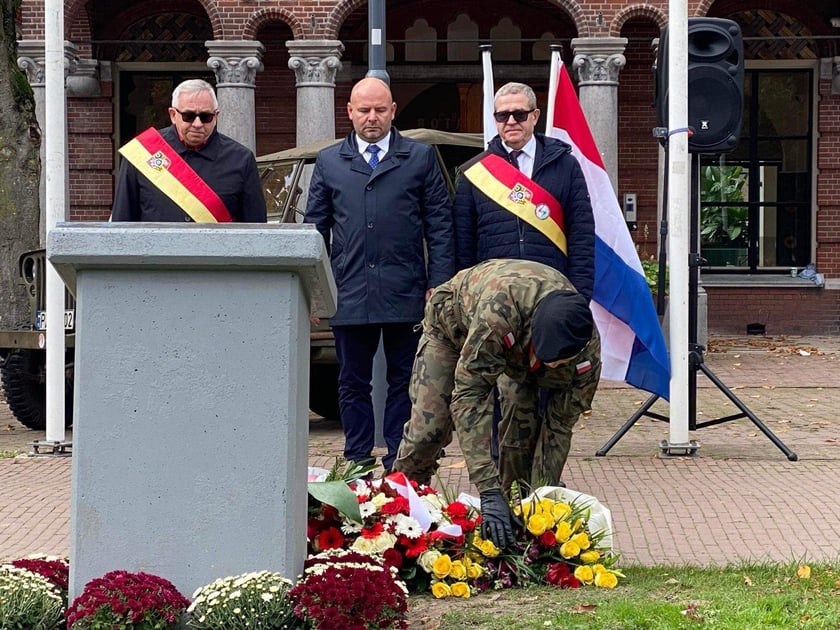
[{"x1": 475, "y1": 485, "x2": 623, "y2": 590}]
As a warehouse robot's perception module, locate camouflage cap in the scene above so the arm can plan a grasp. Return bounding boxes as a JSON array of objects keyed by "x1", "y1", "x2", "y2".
[{"x1": 531, "y1": 290, "x2": 593, "y2": 362}]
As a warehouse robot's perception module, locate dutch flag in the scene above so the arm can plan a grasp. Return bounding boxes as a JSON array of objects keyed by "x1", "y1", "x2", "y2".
[{"x1": 545, "y1": 55, "x2": 671, "y2": 399}]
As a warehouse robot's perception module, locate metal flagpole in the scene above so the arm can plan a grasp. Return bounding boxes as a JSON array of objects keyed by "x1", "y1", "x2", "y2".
[
  {"x1": 664, "y1": 0, "x2": 690, "y2": 451},
  {"x1": 480, "y1": 45, "x2": 495, "y2": 148},
  {"x1": 545, "y1": 47, "x2": 560, "y2": 134},
  {"x1": 43, "y1": 0, "x2": 69, "y2": 449}
]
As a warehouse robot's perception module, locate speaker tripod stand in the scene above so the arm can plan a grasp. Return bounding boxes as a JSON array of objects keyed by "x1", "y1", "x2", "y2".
[{"x1": 596, "y1": 154, "x2": 797, "y2": 461}]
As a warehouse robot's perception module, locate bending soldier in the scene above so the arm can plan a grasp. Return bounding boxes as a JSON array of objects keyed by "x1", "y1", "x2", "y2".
[{"x1": 392, "y1": 259, "x2": 601, "y2": 549}]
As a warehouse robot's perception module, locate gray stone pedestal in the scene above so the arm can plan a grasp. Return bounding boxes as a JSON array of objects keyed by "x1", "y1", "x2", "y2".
[{"x1": 47, "y1": 223, "x2": 335, "y2": 602}]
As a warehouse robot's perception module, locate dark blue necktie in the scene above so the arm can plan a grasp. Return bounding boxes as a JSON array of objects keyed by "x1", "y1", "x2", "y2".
[
  {"x1": 510, "y1": 149, "x2": 523, "y2": 170},
  {"x1": 368, "y1": 144, "x2": 381, "y2": 169}
]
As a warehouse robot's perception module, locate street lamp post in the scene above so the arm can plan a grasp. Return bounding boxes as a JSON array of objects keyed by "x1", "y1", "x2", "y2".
[{"x1": 367, "y1": 0, "x2": 389, "y2": 82}]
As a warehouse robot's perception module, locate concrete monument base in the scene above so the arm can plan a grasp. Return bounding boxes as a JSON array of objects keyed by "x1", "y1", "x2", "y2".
[{"x1": 48, "y1": 222, "x2": 335, "y2": 602}]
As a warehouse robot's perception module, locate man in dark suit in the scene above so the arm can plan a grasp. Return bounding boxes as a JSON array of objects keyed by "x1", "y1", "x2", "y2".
[{"x1": 305, "y1": 77, "x2": 455, "y2": 473}]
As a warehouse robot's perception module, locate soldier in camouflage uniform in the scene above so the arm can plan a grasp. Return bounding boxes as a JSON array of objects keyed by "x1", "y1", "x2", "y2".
[{"x1": 392, "y1": 259, "x2": 600, "y2": 548}]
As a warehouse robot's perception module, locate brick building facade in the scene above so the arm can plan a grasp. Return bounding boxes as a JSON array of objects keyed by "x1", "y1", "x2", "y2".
[{"x1": 16, "y1": 0, "x2": 840, "y2": 334}]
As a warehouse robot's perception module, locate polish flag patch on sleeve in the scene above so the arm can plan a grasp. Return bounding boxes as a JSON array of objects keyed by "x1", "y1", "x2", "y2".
[
  {"x1": 502, "y1": 331, "x2": 516, "y2": 348},
  {"x1": 576, "y1": 360, "x2": 592, "y2": 375}
]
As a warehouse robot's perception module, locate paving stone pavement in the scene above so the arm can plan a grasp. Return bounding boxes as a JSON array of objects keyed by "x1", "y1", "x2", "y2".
[{"x1": 2, "y1": 334, "x2": 840, "y2": 568}]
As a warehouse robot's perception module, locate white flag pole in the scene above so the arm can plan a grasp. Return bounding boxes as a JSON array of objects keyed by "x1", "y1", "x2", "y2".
[
  {"x1": 480, "y1": 45, "x2": 495, "y2": 147},
  {"x1": 44, "y1": 0, "x2": 68, "y2": 445},
  {"x1": 545, "y1": 46, "x2": 561, "y2": 133},
  {"x1": 666, "y1": 0, "x2": 690, "y2": 448}
]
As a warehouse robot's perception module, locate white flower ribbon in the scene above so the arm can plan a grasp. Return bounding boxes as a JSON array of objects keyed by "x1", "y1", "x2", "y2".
[{"x1": 383, "y1": 471, "x2": 434, "y2": 533}]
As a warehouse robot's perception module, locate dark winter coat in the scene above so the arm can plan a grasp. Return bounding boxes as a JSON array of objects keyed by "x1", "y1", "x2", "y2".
[
  {"x1": 304, "y1": 128, "x2": 455, "y2": 325},
  {"x1": 111, "y1": 126, "x2": 266, "y2": 223},
  {"x1": 453, "y1": 133, "x2": 595, "y2": 301}
]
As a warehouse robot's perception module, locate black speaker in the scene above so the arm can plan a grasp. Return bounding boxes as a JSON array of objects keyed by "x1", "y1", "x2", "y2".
[{"x1": 655, "y1": 17, "x2": 744, "y2": 153}]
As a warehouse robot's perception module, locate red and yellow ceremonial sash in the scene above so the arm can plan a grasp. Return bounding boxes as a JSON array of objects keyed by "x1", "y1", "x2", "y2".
[
  {"x1": 463, "y1": 153, "x2": 566, "y2": 253},
  {"x1": 118, "y1": 127, "x2": 232, "y2": 223}
]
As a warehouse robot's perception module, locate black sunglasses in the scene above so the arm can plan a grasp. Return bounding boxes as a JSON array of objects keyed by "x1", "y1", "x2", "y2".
[
  {"x1": 174, "y1": 108, "x2": 216, "y2": 124},
  {"x1": 493, "y1": 109, "x2": 535, "y2": 123}
]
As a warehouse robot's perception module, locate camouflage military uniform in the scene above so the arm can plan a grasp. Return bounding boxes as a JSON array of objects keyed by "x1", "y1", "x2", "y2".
[{"x1": 393, "y1": 259, "x2": 601, "y2": 494}]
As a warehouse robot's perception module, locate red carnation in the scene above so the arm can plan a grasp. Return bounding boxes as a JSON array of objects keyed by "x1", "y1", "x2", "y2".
[
  {"x1": 381, "y1": 496, "x2": 410, "y2": 515},
  {"x1": 445, "y1": 501, "x2": 469, "y2": 519}
]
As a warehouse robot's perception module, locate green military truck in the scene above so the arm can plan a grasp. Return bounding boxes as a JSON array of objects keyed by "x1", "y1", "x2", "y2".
[{"x1": 0, "y1": 249, "x2": 75, "y2": 430}]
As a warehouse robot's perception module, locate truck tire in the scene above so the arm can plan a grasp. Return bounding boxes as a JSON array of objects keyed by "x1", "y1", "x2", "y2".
[
  {"x1": 1, "y1": 349, "x2": 74, "y2": 431},
  {"x1": 309, "y1": 363, "x2": 340, "y2": 422}
]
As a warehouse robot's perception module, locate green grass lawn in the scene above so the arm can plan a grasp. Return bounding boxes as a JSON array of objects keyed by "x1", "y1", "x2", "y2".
[{"x1": 425, "y1": 563, "x2": 840, "y2": 629}]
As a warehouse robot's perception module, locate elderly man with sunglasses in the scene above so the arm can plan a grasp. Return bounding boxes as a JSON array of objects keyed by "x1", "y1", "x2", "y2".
[
  {"x1": 452, "y1": 81, "x2": 597, "y2": 479},
  {"x1": 454, "y1": 82, "x2": 594, "y2": 297},
  {"x1": 112, "y1": 79, "x2": 266, "y2": 223}
]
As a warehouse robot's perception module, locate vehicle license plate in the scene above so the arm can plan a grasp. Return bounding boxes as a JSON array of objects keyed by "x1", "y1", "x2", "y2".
[{"x1": 35, "y1": 310, "x2": 75, "y2": 331}]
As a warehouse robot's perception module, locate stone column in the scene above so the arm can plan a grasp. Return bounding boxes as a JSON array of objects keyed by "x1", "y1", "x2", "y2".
[
  {"x1": 287, "y1": 40, "x2": 344, "y2": 146},
  {"x1": 570, "y1": 37, "x2": 628, "y2": 193},
  {"x1": 206, "y1": 40, "x2": 264, "y2": 153},
  {"x1": 17, "y1": 41, "x2": 82, "y2": 244}
]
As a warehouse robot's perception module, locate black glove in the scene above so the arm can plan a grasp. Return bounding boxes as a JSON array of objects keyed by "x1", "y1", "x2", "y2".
[{"x1": 479, "y1": 489, "x2": 516, "y2": 549}]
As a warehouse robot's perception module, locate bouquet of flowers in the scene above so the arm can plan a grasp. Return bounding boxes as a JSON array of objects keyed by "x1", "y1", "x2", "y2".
[
  {"x1": 306, "y1": 462, "x2": 485, "y2": 594},
  {"x1": 288, "y1": 549, "x2": 408, "y2": 630},
  {"x1": 0, "y1": 564, "x2": 65, "y2": 629},
  {"x1": 186, "y1": 570, "x2": 296, "y2": 629},
  {"x1": 66, "y1": 570, "x2": 190, "y2": 630},
  {"x1": 477, "y1": 484, "x2": 623, "y2": 590},
  {"x1": 306, "y1": 461, "x2": 624, "y2": 600}
]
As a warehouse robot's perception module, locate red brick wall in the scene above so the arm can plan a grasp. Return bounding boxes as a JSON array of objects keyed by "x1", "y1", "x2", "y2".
[
  {"x1": 816, "y1": 78, "x2": 840, "y2": 278},
  {"x1": 67, "y1": 84, "x2": 114, "y2": 221},
  {"x1": 254, "y1": 22, "x2": 296, "y2": 155},
  {"x1": 618, "y1": 18, "x2": 661, "y2": 260},
  {"x1": 707, "y1": 287, "x2": 840, "y2": 335}
]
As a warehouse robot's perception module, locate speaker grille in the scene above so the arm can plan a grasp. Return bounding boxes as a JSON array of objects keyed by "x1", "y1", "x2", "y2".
[{"x1": 655, "y1": 18, "x2": 745, "y2": 154}]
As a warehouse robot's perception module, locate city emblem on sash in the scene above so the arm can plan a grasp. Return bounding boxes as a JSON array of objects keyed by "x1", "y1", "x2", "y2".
[
  {"x1": 535, "y1": 203, "x2": 550, "y2": 220},
  {"x1": 147, "y1": 151, "x2": 171, "y2": 171},
  {"x1": 508, "y1": 182, "x2": 532, "y2": 205}
]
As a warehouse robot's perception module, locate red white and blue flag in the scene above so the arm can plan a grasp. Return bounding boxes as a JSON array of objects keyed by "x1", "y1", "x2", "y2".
[{"x1": 546, "y1": 55, "x2": 670, "y2": 399}]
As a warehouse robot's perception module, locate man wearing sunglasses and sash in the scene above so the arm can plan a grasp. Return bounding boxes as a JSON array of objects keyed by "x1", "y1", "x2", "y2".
[
  {"x1": 112, "y1": 79, "x2": 266, "y2": 223},
  {"x1": 454, "y1": 82, "x2": 594, "y2": 297},
  {"x1": 451, "y1": 81, "x2": 597, "y2": 490}
]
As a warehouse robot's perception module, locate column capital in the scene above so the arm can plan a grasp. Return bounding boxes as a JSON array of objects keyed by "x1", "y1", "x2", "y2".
[
  {"x1": 17, "y1": 40, "x2": 46, "y2": 85},
  {"x1": 570, "y1": 37, "x2": 628, "y2": 86},
  {"x1": 206, "y1": 40, "x2": 265, "y2": 88},
  {"x1": 67, "y1": 58, "x2": 101, "y2": 98},
  {"x1": 286, "y1": 40, "x2": 344, "y2": 87},
  {"x1": 17, "y1": 40, "x2": 81, "y2": 86}
]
